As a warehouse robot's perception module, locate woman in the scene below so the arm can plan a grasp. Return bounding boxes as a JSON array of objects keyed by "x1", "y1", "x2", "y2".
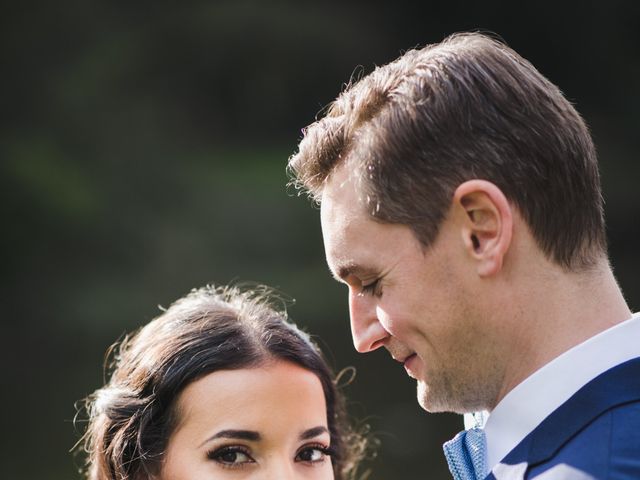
[{"x1": 76, "y1": 285, "x2": 369, "y2": 479}]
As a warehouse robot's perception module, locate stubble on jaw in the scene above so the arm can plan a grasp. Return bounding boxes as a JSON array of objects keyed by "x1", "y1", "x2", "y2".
[
  {"x1": 417, "y1": 368, "x2": 493, "y2": 414},
  {"x1": 417, "y1": 363, "x2": 503, "y2": 414},
  {"x1": 415, "y1": 320, "x2": 506, "y2": 414},
  {"x1": 416, "y1": 368, "x2": 468, "y2": 414}
]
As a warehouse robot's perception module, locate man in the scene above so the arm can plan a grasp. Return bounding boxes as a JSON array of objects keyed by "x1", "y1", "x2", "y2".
[{"x1": 288, "y1": 33, "x2": 640, "y2": 479}]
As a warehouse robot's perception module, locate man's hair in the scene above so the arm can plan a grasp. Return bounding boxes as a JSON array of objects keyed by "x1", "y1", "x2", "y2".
[{"x1": 289, "y1": 32, "x2": 606, "y2": 270}]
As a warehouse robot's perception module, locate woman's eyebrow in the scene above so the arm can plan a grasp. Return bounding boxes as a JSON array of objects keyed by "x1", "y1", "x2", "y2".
[
  {"x1": 200, "y1": 429, "x2": 261, "y2": 446},
  {"x1": 299, "y1": 426, "x2": 329, "y2": 440}
]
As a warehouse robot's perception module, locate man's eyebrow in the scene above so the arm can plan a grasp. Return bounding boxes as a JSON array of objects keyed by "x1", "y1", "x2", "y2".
[
  {"x1": 332, "y1": 263, "x2": 377, "y2": 282},
  {"x1": 200, "y1": 429, "x2": 261, "y2": 446},
  {"x1": 300, "y1": 426, "x2": 329, "y2": 440}
]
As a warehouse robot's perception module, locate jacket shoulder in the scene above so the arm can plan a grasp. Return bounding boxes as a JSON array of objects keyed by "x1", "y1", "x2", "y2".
[{"x1": 528, "y1": 401, "x2": 640, "y2": 479}]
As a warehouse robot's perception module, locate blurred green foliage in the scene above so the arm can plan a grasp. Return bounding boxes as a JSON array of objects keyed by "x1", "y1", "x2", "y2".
[{"x1": 1, "y1": 1, "x2": 638, "y2": 479}]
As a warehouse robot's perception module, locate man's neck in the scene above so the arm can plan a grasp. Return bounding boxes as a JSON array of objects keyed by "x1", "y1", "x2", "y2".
[
  {"x1": 481, "y1": 312, "x2": 640, "y2": 471},
  {"x1": 491, "y1": 257, "x2": 631, "y2": 409}
]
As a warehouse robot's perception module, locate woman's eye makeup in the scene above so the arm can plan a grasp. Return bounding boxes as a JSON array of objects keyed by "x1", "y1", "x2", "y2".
[
  {"x1": 295, "y1": 444, "x2": 333, "y2": 464},
  {"x1": 207, "y1": 440, "x2": 332, "y2": 468},
  {"x1": 207, "y1": 446, "x2": 255, "y2": 467}
]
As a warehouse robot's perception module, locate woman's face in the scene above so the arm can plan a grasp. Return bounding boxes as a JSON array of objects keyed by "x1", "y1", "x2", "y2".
[{"x1": 159, "y1": 360, "x2": 335, "y2": 479}]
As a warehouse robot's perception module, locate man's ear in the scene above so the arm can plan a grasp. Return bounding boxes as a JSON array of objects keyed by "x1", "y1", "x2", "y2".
[{"x1": 452, "y1": 180, "x2": 513, "y2": 277}]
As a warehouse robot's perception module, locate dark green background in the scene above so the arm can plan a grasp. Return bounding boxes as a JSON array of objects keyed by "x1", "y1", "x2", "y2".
[{"x1": 2, "y1": 1, "x2": 639, "y2": 479}]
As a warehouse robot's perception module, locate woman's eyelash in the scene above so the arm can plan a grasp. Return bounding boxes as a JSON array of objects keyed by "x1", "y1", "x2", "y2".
[
  {"x1": 207, "y1": 445, "x2": 254, "y2": 468},
  {"x1": 296, "y1": 443, "x2": 335, "y2": 463},
  {"x1": 319, "y1": 445, "x2": 335, "y2": 456}
]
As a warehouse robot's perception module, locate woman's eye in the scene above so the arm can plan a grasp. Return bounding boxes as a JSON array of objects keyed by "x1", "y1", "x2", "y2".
[
  {"x1": 296, "y1": 445, "x2": 331, "y2": 463},
  {"x1": 209, "y1": 446, "x2": 254, "y2": 466}
]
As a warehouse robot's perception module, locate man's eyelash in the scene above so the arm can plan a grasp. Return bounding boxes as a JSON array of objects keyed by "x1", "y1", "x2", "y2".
[
  {"x1": 362, "y1": 282, "x2": 376, "y2": 292},
  {"x1": 361, "y1": 279, "x2": 381, "y2": 295}
]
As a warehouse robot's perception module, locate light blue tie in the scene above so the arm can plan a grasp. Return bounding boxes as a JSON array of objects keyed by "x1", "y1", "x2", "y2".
[{"x1": 443, "y1": 426, "x2": 487, "y2": 480}]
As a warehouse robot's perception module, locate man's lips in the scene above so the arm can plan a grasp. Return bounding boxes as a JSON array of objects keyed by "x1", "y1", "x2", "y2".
[
  {"x1": 401, "y1": 353, "x2": 417, "y2": 366},
  {"x1": 402, "y1": 353, "x2": 418, "y2": 378},
  {"x1": 388, "y1": 347, "x2": 418, "y2": 376},
  {"x1": 391, "y1": 351, "x2": 415, "y2": 364}
]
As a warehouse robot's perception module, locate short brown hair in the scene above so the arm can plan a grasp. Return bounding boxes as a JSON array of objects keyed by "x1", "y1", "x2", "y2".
[
  {"x1": 76, "y1": 285, "x2": 369, "y2": 480},
  {"x1": 289, "y1": 32, "x2": 606, "y2": 270}
]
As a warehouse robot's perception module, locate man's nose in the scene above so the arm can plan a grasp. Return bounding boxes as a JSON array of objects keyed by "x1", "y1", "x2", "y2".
[{"x1": 349, "y1": 289, "x2": 389, "y2": 352}]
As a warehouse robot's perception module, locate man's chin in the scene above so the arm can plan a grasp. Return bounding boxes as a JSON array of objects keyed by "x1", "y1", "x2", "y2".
[
  {"x1": 416, "y1": 380, "x2": 437, "y2": 412},
  {"x1": 416, "y1": 380, "x2": 461, "y2": 413}
]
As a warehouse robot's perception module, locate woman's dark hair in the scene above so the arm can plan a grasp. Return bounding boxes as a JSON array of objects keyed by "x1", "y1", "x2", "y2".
[{"x1": 75, "y1": 285, "x2": 369, "y2": 480}]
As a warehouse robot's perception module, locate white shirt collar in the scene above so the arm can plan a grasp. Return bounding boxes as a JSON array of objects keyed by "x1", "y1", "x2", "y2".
[{"x1": 464, "y1": 313, "x2": 640, "y2": 471}]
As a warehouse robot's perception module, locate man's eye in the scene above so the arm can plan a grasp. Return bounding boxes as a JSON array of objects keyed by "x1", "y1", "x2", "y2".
[
  {"x1": 295, "y1": 445, "x2": 332, "y2": 463},
  {"x1": 361, "y1": 279, "x2": 381, "y2": 296},
  {"x1": 208, "y1": 446, "x2": 254, "y2": 466}
]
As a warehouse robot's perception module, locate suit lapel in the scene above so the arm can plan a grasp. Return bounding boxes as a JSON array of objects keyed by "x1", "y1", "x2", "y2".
[{"x1": 485, "y1": 356, "x2": 640, "y2": 479}]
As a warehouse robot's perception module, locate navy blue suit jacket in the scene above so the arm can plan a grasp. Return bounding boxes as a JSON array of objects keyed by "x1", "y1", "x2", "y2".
[{"x1": 485, "y1": 356, "x2": 640, "y2": 479}]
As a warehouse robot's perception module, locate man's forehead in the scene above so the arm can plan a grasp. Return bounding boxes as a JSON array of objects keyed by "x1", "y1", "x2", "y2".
[
  {"x1": 320, "y1": 194, "x2": 357, "y2": 266},
  {"x1": 320, "y1": 162, "x2": 366, "y2": 224},
  {"x1": 322, "y1": 157, "x2": 365, "y2": 200},
  {"x1": 320, "y1": 182, "x2": 366, "y2": 270}
]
